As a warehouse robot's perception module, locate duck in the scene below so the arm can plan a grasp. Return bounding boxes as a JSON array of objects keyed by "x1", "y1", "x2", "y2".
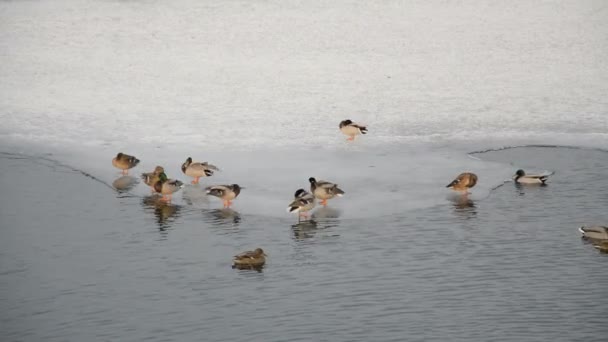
[
  {"x1": 205, "y1": 184, "x2": 242, "y2": 208},
  {"x1": 513, "y1": 169, "x2": 549, "y2": 185},
  {"x1": 232, "y1": 248, "x2": 267, "y2": 268},
  {"x1": 446, "y1": 172, "x2": 478, "y2": 193},
  {"x1": 578, "y1": 225, "x2": 608, "y2": 240},
  {"x1": 339, "y1": 119, "x2": 368, "y2": 141},
  {"x1": 309, "y1": 177, "x2": 344, "y2": 206},
  {"x1": 153, "y1": 172, "x2": 184, "y2": 202},
  {"x1": 112, "y1": 152, "x2": 140, "y2": 175},
  {"x1": 141, "y1": 166, "x2": 165, "y2": 191},
  {"x1": 287, "y1": 189, "x2": 316, "y2": 218},
  {"x1": 593, "y1": 241, "x2": 608, "y2": 253},
  {"x1": 181, "y1": 157, "x2": 220, "y2": 184}
]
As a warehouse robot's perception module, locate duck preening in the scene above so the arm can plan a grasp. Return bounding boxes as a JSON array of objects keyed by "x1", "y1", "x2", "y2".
[
  {"x1": 153, "y1": 172, "x2": 184, "y2": 202},
  {"x1": 287, "y1": 188, "x2": 316, "y2": 219},
  {"x1": 446, "y1": 172, "x2": 478, "y2": 193},
  {"x1": 141, "y1": 166, "x2": 165, "y2": 191},
  {"x1": 339, "y1": 119, "x2": 368, "y2": 141},
  {"x1": 309, "y1": 177, "x2": 344, "y2": 206},
  {"x1": 205, "y1": 184, "x2": 242, "y2": 208},
  {"x1": 181, "y1": 157, "x2": 220, "y2": 184}
]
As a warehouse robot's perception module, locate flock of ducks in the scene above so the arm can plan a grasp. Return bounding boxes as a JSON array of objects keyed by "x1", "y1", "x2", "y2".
[{"x1": 111, "y1": 120, "x2": 607, "y2": 269}]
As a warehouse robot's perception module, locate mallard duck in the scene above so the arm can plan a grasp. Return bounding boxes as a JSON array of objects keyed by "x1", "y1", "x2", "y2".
[
  {"x1": 309, "y1": 177, "x2": 344, "y2": 206},
  {"x1": 579, "y1": 226, "x2": 608, "y2": 240},
  {"x1": 205, "y1": 184, "x2": 242, "y2": 208},
  {"x1": 593, "y1": 241, "x2": 608, "y2": 253},
  {"x1": 446, "y1": 172, "x2": 478, "y2": 192},
  {"x1": 287, "y1": 189, "x2": 316, "y2": 218},
  {"x1": 141, "y1": 166, "x2": 165, "y2": 191},
  {"x1": 339, "y1": 119, "x2": 368, "y2": 141},
  {"x1": 181, "y1": 157, "x2": 220, "y2": 184},
  {"x1": 112, "y1": 152, "x2": 140, "y2": 175},
  {"x1": 153, "y1": 172, "x2": 184, "y2": 202},
  {"x1": 232, "y1": 248, "x2": 267, "y2": 268},
  {"x1": 513, "y1": 169, "x2": 549, "y2": 184}
]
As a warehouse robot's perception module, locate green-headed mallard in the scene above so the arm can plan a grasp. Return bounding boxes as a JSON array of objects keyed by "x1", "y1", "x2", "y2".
[
  {"x1": 579, "y1": 225, "x2": 608, "y2": 240},
  {"x1": 593, "y1": 241, "x2": 608, "y2": 253},
  {"x1": 287, "y1": 188, "x2": 316, "y2": 218},
  {"x1": 513, "y1": 169, "x2": 549, "y2": 185},
  {"x1": 181, "y1": 157, "x2": 220, "y2": 184},
  {"x1": 205, "y1": 184, "x2": 242, "y2": 208},
  {"x1": 339, "y1": 119, "x2": 368, "y2": 141},
  {"x1": 153, "y1": 172, "x2": 184, "y2": 202},
  {"x1": 141, "y1": 166, "x2": 165, "y2": 191},
  {"x1": 309, "y1": 177, "x2": 344, "y2": 206},
  {"x1": 446, "y1": 172, "x2": 478, "y2": 192},
  {"x1": 112, "y1": 152, "x2": 140, "y2": 175},
  {"x1": 232, "y1": 248, "x2": 266, "y2": 268}
]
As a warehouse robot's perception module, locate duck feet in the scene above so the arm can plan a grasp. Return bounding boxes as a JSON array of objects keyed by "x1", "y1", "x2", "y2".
[{"x1": 320, "y1": 199, "x2": 328, "y2": 206}]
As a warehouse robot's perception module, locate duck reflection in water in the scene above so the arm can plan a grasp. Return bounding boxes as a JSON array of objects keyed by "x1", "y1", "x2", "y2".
[
  {"x1": 112, "y1": 175, "x2": 138, "y2": 193},
  {"x1": 202, "y1": 208, "x2": 241, "y2": 227},
  {"x1": 141, "y1": 195, "x2": 181, "y2": 231},
  {"x1": 311, "y1": 206, "x2": 342, "y2": 220},
  {"x1": 291, "y1": 220, "x2": 319, "y2": 240},
  {"x1": 448, "y1": 193, "x2": 477, "y2": 219}
]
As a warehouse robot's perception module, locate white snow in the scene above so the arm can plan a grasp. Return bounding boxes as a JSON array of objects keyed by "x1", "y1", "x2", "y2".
[{"x1": 0, "y1": 1, "x2": 607, "y2": 151}]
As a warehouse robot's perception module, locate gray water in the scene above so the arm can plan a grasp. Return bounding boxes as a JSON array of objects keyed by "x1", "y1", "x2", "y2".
[{"x1": 1, "y1": 145, "x2": 607, "y2": 342}]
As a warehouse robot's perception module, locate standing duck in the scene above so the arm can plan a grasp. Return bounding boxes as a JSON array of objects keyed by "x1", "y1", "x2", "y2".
[
  {"x1": 309, "y1": 177, "x2": 344, "y2": 206},
  {"x1": 339, "y1": 119, "x2": 368, "y2": 141},
  {"x1": 287, "y1": 189, "x2": 316, "y2": 219},
  {"x1": 153, "y1": 172, "x2": 184, "y2": 202},
  {"x1": 579, "y1": 226, "x2": 608, "y2": 240},
  {"x1": 181, "y1": 157, "x2": 220, "y2": 184},
  {"x1": 513, "y1": 169, "x2": 550, "y2": 185},
  {"x1": 205, "y1": 184, "x2": 242, "y2": 208},
  {"x1": 112, "y1": 152, "x2": 140, "y2": 175},
  {"x1": 232, "y1": 248, "x2": 267, "y2": 269},
  {"x1": 141, "y1": 166, "x2": 165, "y2": 191},
  {"x1": 446, "y1": 172, "x2": 478, "y2": 193}
]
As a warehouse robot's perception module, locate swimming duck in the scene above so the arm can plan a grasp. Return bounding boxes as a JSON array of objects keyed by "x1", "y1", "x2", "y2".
[
  {"x1": 513, "y1": 169, "x2": 549, "y2": 185},
  {"x1": 579, "y1": 226, "x2": 608, "y2": 240},
  {"x1": 232, "y1": 248, "x2": 267, "y2": 268},
  {"x1": 205, "y1": 184, "x2": 242, "y2": 208},
  {"x1": 141, "y1": 166, "x2": 165, "y2": 191},
  {"x1": 112, "y1": 152, "x2": 140, "y2": 175},
  {"x1": 153, "y1": 172, "x2": 184, "y2": 202},
  {"x1": 181, "y1": 157, "x2": 220, "y2": 184},
  {"x1": 309, "y1": 177, "x2": 344, "y2": 206},
  {"x1": 339, "y1": 119, "x2": 368, "y2": 141},
  {"x1": 593, "y1": 241, "x2": 608, "y2": 253},
  {"x1": 287, "y1": 189, "x2": 316, "y2": 218},
  {"x1": 446, "y1": 172, "x2": 478, "y2": 193}
]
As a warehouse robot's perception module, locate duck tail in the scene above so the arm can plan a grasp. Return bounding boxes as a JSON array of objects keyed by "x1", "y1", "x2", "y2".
[
  {"x1": 204, "y1": 169, "x2": 214, "y2": 177},
  {"x1": 446, "y1": 180, "x2": 458, "y2": 188},
  {"x1": 334, "y1": 187, "x2": 345, "y2": 196},
  {"x1": 287, "y1": 206, "x2": 300, "y2": 213},
  {"x1": 205, "y1": 187, "x2": 224, "y2": 197},
  {"x1": 359, "y1": 126, "x2": 368, "y2": 134},
  {"x1": 578, "y1": 226, "x2": 587, "y2": 234}
]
